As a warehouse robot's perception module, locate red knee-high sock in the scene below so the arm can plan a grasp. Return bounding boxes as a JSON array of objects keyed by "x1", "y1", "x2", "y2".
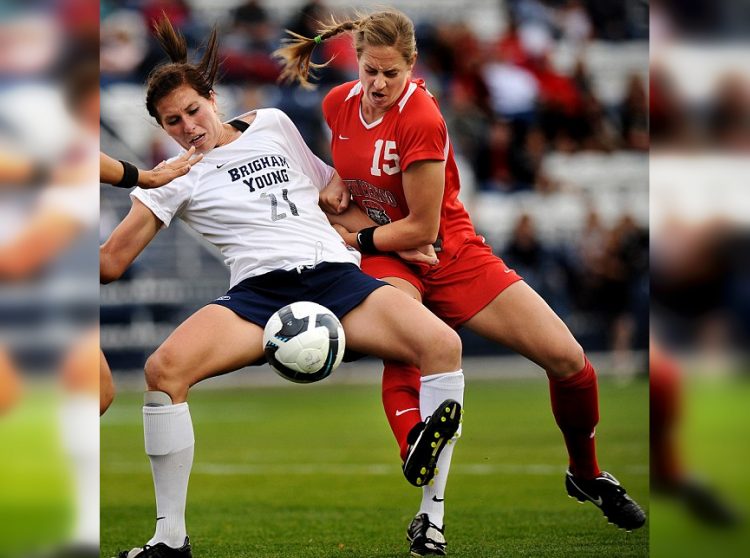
[
  {"x1": 548, "y1": 356, "x2": 601, "y2": 479},
  {"x1": 650, "y1": 350, "x2": 683, "y2": 486},
  {"x1": 382, "y1": 360, "x2": 422, "y2": 461}
]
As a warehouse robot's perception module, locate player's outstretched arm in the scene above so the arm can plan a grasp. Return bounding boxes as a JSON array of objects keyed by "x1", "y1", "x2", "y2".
[
  {"x1": 100, "y1": 148, "x2": 202, "y2": 189},
  {"x1": 100, "y1": 199, "x2": 161, "y2": 284}
]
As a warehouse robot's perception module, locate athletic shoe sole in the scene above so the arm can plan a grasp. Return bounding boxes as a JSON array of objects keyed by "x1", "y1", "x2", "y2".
[{"x1": 403, "y1": 400, "x2": 462, "y2": 487}]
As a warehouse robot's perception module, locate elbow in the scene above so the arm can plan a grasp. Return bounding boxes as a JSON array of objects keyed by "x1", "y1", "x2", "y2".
[
  {"x1": 414, "y1": 224, "x2": 440, "y2": 247},
  {"x1": 99, "y1": 250, "x2": 123, "y2": 284}
]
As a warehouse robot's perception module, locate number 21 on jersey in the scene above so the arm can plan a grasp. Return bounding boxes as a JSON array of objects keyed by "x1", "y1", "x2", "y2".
[{"x1": 370, "y1": 139, "x2": 400, "y2": 177}]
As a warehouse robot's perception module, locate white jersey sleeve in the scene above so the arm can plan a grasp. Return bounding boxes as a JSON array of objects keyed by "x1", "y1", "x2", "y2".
[
  {"x1": 130, "y1": 165, "x2": 197, "y2": 227},
  {"x1": 270, "y1": 109, "x2": 334, "y2": 191}
]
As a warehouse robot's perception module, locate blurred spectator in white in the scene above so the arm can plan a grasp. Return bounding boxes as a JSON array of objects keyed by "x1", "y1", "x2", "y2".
[
  {"x1": 0, "y1": 11, "x2": 60, "y2": 76},
  {"x1": 482, "y1": 47, "x2": 539, "y2": 121},
  {"x1": 100, "y1": 10, "x2": 149, "y2": 82}
]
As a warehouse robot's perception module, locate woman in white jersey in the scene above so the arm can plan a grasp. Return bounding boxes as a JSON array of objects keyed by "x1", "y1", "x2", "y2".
[{"x1": 100, "y1": 17, "x2": 465, "y2": 558}]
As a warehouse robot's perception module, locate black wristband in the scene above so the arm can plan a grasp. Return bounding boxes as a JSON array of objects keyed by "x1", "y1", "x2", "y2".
[
  {"x1": 356, "y1": 226, "x2": 379, "y2": 254},
  {"x1": 115, "y1": 160, "x2": 140, "y2": 188}
]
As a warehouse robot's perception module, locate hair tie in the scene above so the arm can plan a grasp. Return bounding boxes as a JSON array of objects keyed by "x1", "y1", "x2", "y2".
[{"x1": 314, "y1": 35, "x2": 322, "y2": 44}]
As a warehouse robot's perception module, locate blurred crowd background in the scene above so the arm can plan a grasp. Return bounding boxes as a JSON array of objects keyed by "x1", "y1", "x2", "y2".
[{"x1": 100, "y1": 0, "x2": 649, "y2": 373}]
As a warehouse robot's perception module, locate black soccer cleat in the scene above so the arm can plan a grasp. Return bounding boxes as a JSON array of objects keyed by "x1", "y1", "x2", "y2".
[
  {"x1": 115, "y1": 537, "x2": 192, "y2": 558},
  {"x1": 407, "y1": 513, "x2": 447, "y2": 557},
  {"x1": 565, "y1": 470, "x2": 646, "y2": 531},
  {"x1": 403, "y1": 399, "x2": 462, "y2": 487}
]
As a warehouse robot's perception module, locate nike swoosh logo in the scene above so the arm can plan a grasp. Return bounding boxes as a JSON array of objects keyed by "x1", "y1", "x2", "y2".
[
  {"x1": 216, "y1": 163, "x2": 227, "y2": 168},
  {"x1": 338, "y1": 135, "x2": 350, "y2": 140},
  {"x1": 432, "y1": 496, "x2": 445, "y2": 503},
  {"x1": 395, "y1": 407, "x2": 419, "y2": 417},
  {"x1": 156, "y1": 516, "x2": 165, "y2": 521},
  {"x1": 568, "y1": 477, "x2": 603, "y2": 507}
]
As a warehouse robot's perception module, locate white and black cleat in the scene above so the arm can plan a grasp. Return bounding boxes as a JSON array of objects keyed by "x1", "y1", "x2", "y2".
[
  {"x1": 407, "y1": 513, "x2": 447, "y2": 557},
  {"x1": 565, "y1": 470, "x2": 646, "y2": 531},
  {"x1": 115, "y1": 537, "x2": 192, "y2": 558}
]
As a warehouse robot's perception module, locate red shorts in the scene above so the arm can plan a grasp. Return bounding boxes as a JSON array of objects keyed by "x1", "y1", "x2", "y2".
[{"x1": 361, "y1": 235, "x2": 523, "y2": 328}]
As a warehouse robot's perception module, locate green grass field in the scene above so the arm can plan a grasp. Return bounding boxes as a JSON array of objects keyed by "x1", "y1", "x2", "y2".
[
  {"x1": 101, "y1": 373, "x2": 649, "y2": 558},
  {"x1": 0, "y1": 389, "x2": 73, "y2": 558}
]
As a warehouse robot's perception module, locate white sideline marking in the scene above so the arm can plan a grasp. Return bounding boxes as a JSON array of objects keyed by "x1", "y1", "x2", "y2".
[{"x1": 105, "y1": 462, "x2": 647, "y2": 476}]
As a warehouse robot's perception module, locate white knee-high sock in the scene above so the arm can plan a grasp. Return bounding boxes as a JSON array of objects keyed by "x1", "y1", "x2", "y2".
[
  {"x1": 60, "y1": 394, "x2": 100, "y2": 546},
  {"x1": 418, "y1": 370, "x2": 465, "y2": 529},
  {"x1": 143, "y1": 398, "x2": 194, "y2": 548}
]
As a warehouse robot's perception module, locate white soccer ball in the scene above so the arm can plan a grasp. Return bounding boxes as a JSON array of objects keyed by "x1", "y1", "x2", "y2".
[{"x1": 263, "y1": 301, "x2": 346, "y2": 384}]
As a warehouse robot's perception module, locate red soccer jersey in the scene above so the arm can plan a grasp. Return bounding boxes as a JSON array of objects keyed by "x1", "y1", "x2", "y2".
[{"x1": 322, "y1": 79, "x2": 477, "y2": 259}]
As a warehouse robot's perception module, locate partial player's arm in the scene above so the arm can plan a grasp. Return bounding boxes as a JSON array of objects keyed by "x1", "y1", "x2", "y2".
[
  {"x1": 0, "y1": 210, "x2": 83, "y2": 281},
  {"x1": 100, "y1": 148, "x2": 202, "y2": 189},
  {"x1": 0, "y1": 149, "x2": 44, "y2": 186},
  {"x1": 323, "y1": 174, "x2": 438, "y2": 266},
  {"x1": 100, "y1": 198, "x2": 161, "y2": 283}
]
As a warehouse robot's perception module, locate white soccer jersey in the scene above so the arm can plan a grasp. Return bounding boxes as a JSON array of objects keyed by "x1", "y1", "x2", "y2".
[{"x1": 132, "y1": 108, "x2": 361, "y2": 287}]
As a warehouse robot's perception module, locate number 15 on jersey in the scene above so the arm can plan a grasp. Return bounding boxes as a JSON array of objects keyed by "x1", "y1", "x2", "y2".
[{"x1": 370, "y1": 140, "x2": 400, "y2": 177}]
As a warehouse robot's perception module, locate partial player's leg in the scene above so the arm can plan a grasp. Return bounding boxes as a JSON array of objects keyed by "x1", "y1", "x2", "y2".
[
  {"x1": 378, "y1": 276, "x2": 425, "y2": 461},
  {"x1": 462, "y1": 280, "x2": 645, "y2": 530},
  {"x1": 59, "y1": 328, "x2": 101, "y2": 555},
  {"x1": 0, "y1": 345, "x2": 21, "y2": 414},
  {"x1": 100, "y1": 349, "x2": 115, "y2": 415},
  {"x1": 342, "y1": 285, "x2": 464, "y2": 490},
  {"x1": 376, "y1": 276, "x2": 462, "y2": 557},
  {"x1": 120, "y1": 304, "x2": 264, "y2": 558}
]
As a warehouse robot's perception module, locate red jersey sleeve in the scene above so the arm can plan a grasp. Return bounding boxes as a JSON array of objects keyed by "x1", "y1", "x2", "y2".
[
  {"x1": 322, "y1": 82, "x2": 354, "y2": 133},
  {"x1": 397, "y1": 88, "x2": 448, "y2": 171}
]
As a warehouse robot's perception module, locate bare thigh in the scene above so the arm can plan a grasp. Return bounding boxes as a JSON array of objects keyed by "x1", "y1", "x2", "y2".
[
  {"x1": 146, "y1": 304, "x2": 265, "y2": 402},
  {"x1": 462, "y1": 281, "x2": 584, "y2": 374},
  {"x1": 341, "y1": 286, "x2": 460, "y2": 374}
]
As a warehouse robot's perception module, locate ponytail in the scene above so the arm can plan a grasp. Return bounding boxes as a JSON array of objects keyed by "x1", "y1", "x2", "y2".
[
  {"x1": 272, "y1": 17, "x2": 361, "y2": 90},
  {"x1": 146, "y1": 15, "x2": 221, "y2": 123}
]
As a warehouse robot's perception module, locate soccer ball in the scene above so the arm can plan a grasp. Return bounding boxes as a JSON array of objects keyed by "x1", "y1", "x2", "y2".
[{"x1": 263, "y1": 301, "x2": 346, "y2": 384}]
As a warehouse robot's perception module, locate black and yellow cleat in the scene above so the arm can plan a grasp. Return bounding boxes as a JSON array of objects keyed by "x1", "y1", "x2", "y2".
[{"x1": 403, "y1": 400, "x2": 461, "y2": 487}]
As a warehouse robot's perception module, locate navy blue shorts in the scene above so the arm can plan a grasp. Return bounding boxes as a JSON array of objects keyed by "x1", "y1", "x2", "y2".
[{"x1": 210, "y1": 262, "x2": 388, "y2": 328}]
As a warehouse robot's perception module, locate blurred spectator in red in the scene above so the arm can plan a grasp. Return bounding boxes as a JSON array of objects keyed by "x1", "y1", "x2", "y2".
[
  {"x1": 475, "y1": 118, "x2": 513, "y2": 192},
  {"x1": 650, "y1": 63, "x2": 695, "y2": 147},
  {"x1": 141, "y1": 0, "x2": 191, "y2": 31},
  {"x1": 619, "y1": 73, "x2": 649, "y2": 150}
]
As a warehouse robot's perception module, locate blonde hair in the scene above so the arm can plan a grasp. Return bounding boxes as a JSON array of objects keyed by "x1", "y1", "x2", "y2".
[
  {"x1": 145, "y1": 16, "x2": 220, "y2": 123},
  {"x1": 273, "y1": 9, "x2": 416, "y2": 90}
]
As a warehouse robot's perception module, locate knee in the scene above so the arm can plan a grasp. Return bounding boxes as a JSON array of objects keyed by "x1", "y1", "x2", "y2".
[
  {"x1": 144, "y1": 347, "x2": 187, "y2": 399},
  {"x1": 422, "y1": 327, "x2": 462, "y2": 373},
  {"x1": 546, "y1": 341, "x2": 586, "y2": 379}
]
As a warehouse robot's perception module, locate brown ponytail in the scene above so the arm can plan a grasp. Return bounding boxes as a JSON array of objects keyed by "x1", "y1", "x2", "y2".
[
  {"x1": 272, "y1": 17, "x2": 360, "y2": 90},
  {"x1": 145, "y1": 15, "x2": 221, "y2": 123},
  {"x1": 273, "y1": 10, "x2": 417, "y2": 90}
]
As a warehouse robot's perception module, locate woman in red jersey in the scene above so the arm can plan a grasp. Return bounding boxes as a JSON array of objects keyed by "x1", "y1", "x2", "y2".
[{"x1": 274, "y1": 9, "x2": 645, "y2": 556}]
